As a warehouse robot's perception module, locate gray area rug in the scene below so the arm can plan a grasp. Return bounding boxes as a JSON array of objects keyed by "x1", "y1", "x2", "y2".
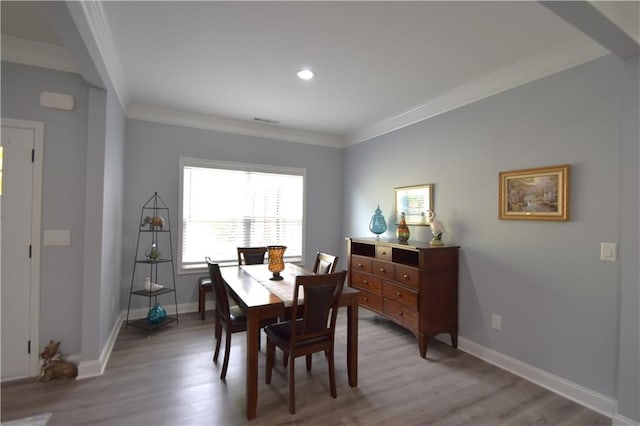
[{"x1": 1, "y1": 413, "x2": 51, "y2": 426}]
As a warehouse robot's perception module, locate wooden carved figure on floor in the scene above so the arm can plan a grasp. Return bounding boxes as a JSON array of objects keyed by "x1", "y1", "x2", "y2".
[{"x1": 39, "y1": 340, "x2": 78, "y2": 382}]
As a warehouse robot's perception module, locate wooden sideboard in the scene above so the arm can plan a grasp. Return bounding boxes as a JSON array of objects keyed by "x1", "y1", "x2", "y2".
[{"x1": 346, "y1": 237, "x2": 459, "y2": 357}]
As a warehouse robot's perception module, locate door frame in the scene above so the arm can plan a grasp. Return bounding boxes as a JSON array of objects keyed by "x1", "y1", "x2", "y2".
[{"x1": 1, "y1": 117, "x2": 44, "y2": 378}]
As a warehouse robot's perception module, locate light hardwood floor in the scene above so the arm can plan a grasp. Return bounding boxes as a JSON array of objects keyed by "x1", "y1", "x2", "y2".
[{"x1": 2, "y1": 310, "x2": 610, "y2": 425}]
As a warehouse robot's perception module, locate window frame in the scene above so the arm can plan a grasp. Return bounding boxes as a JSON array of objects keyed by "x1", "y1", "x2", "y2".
[{"x1": 178, "y1": 157, "x2": 306, "y2": 274}]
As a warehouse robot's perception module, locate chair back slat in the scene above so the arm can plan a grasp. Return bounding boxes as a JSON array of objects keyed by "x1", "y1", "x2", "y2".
[
  {"x1": 206, "y1": 258, "x2": 230, "y2": 319},
  {"x1": 313, "y1": 252, "x2": 339, "y2": 274},
  {"x1": 303, "y1": 283, "x2": 337, "y2": 333},
  {"x1": 290, "y1": 271, "x2": 347, "y2": 346},
  {"x1": 237, "y1": 247, "x2": 268, "y2": 265}
]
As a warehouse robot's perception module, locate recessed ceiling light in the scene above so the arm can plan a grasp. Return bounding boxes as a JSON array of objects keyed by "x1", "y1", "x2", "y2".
[{"x1": 296, "y1": 69, "x2": 315, "y2": 80}]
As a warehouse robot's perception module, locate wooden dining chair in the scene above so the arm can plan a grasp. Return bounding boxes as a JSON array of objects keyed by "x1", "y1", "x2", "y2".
[
  {"x1": 279, "y1": 251, "x2": 339, "y2": 367},
  {"x1": 206, "y1": 258, "x2": 247, "y2": 380},
  {"x1": 264, "y1": 270, "x2": 347, "y2": 414},
  {"x1": 237, "y1": 246, "x2": 268, "y2": 265},
  {"x1": 312, "y1": 252, "x2": 339, "y2": 274},
  {"x1": 198, "y1": 247, "x2": 268, "y2": 320}
]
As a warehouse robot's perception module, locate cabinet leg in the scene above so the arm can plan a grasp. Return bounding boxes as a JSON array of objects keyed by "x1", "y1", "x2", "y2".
[
  {"x1": 418, "y1": 335, "x2": 428, "y2": 358},
  {"x1": 450, "y1": 332, "x2": 458, "y2": 348}
]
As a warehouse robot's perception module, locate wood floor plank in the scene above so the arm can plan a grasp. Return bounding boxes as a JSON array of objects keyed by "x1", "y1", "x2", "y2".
[{"x1": 1, "y1": 310, "x2": 610, "y2": 425}]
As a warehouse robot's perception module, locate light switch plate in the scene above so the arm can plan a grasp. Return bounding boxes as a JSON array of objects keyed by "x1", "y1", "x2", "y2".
[
  {"x1": 600, "y1": 242, "x2": 617, "y2": 262},
  {"x1": 44, "y1": 230, "x2": 71, "y2": 246},
  {"x1": 491, "y1": 314, "x2": 502, "y2": 330}
]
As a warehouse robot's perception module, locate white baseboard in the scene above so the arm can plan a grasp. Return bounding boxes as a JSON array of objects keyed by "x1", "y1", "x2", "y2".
[
  {"x1": 76, "y1": 310, "x2": 126, "y2": 379},
  {"x1": 76, "y1": 302, "x2": 198, "y2": 379},
  {"x1": 613, "y1": 413, "x2": 640, "y2": 426},
  {"x1": 457, "y1": 336, "x2": 619, "y2": 420}
]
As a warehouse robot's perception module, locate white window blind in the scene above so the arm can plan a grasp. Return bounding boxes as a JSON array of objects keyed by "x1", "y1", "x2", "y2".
[{"x1": 179, "y1": 158, "x2": 305, "y2": 272}]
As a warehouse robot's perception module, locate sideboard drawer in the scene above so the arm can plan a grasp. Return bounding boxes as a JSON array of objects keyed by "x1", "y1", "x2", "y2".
[
  {"x1": 352, "y1": 255, "x2": 372, "y2": 273},
  {"x1": 394, "y1": 265, "x2": 420, "y2": 290},
  {"x1": 372, "y1": 260, "x2": 395, "y2": 280},
  {"x1": 358, "y1": 289, "x2": 382, "y2": 312},
  {"x1": 351, "y1": 271, "x2": 382, "y2": 294},
  {"x1": 384, "y1": 299, "x2": 419, "y2": 331},
  {"x1": 383, "y1": 281, "x2": 418, "y2": 310},
  {"x1": 376, "y1": 245, "x2": 392, "y2": 261}
]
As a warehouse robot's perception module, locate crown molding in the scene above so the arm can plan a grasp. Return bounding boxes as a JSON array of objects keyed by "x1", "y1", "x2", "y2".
[
  {"x1": 1, "y1": 35, "x2": 79, "y2": 74},
  {"x1": 345, "y1": 36, "x2": 609, "y2": 146},
  {"x1": 77, "y1": 0, "x2": 129, "y2": 108},
  {"x1": 588, "y1": 1, "x2": 639, "y2": 44},
  {"x1": 127, "y1": 104, "x2": 346, "y2": 148},
  {"x1": 3, "y1": 24, "x2": 610, "y2": 150}
]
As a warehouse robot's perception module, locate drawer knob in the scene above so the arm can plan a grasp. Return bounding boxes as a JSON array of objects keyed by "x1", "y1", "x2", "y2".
[
  {"x1": 397, "y1": 311, "x2": 403, "y2": 316},
  {"x1": 379, "y1": 268, "x2": 385, "y2": 272},
  {"x1": 363, "y1": 280, "x2": 368, "y2": 285},
  {"x1": 381, "y1": 251, "x2": 387, "y2": 255},
  {"x1": 363, "y1": 296, "x2": 368, "y2": 302},
  {"x1": 403, "y1": 274, "x2": 409, "y2": 279},
  {"x1": 358, "y1": 263, "x2": 363, "y2": 267},
  {"x1": 395, "y1": 291, "x2": 401, "y2": 297}
]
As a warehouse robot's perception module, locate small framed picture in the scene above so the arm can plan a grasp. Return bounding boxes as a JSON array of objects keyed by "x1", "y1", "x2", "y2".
[
  {"x1": 394, "y1": 184, "x2": 434, "y2": 225},
  {"x1": 499, "y1": 164, "x2": 570, "y2": 221}
]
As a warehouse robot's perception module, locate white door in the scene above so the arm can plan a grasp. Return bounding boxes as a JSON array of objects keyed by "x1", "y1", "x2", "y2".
[{"x1": 1, "y1": 119, "x2": 43, "y2": 381}]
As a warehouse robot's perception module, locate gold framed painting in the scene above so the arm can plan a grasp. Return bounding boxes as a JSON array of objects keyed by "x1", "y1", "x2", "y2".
[
  {"x1": 394, "y1": 184, "x2": 434, "y2": 225},
  {"x1": 499, "y1": 164, "x2": 570, "y2": 221}
]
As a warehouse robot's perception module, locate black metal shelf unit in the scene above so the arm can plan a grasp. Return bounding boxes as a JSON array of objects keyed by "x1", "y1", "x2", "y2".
[{"x1": 125, "y1": 192, "x2": 179, "y2": 332}]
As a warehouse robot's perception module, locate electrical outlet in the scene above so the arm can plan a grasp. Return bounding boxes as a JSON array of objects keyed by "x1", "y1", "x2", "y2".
[{"x1": 491, "y1": 314, "x2": 502, "y2": 330}]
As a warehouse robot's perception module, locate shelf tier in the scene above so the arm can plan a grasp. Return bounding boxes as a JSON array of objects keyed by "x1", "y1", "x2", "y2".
[
  {"x1": 126, "y1": 316, "x2": 178, "y2": 331},
  {"x1": 135, "y1": 258, "x2": 173, "y2": 264},
  {"x1": 131, "y1": 287, "x2": 175, "y2": 297}
]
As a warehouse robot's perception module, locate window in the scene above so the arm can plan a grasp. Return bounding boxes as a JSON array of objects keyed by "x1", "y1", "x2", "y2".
[{"x1": 179, "y1": 157, "x2": 305, "y2": 272}]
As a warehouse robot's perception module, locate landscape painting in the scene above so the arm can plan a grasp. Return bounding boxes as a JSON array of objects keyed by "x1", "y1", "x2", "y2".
[{"x1": 499, "y1": 165, "x2": 570, "y2": 221}]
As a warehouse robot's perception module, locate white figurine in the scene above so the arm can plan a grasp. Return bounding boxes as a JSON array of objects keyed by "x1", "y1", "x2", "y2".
[
  {"x1": 427, "y1": 211, "x2": 445, "y2": 246},
  {"x1": 144, "y1": 277, "x2": 164, "y2": 292}
]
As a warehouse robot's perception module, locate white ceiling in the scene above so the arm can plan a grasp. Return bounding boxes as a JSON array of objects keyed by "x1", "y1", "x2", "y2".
[{"x1": 1, "y1": 1, "x2": 637, "y2": 147}]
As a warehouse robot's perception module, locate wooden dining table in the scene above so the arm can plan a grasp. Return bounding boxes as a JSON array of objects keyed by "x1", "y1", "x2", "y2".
[{"x1": 220, "y1": 263, "x2": 360, "y2": 420}]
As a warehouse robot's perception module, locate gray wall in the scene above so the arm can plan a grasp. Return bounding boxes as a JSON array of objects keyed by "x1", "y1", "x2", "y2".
[
  {"x1": 343, "y1": 54, "x2": 634, "y2": 406},
  {"x1": 122, "y1": 120, "x2": 344, "y2": 309},
  {"x1": 80, "y1": 86, "x2": 126, "y2": 362},
  {"x1": 99, "y1": 89, "x2": 125, "y2": 353},
  {"x1": 617, "y1": 56, "x2": 639, "y2": 421},
  {"x1": 49, "y1": 0, "x2": 127, "y2": 362},
  {"x1": 1, "y1": 60, "x2": 126, "y2": 364},
  {"x1": 1, "y1": 61, "x2": 89, "y2": 355},
  {"x1": 80, "y1": 87, "x2": 107, "y2": 362}
]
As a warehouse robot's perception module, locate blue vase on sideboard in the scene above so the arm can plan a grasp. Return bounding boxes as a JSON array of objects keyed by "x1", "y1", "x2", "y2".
[{"x1": 369, "y1": 205, "x2": 387, "y2": 237}]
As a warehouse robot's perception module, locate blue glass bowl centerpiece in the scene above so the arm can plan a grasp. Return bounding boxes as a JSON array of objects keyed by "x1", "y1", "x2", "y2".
[
  {"x1": 147, "y1": 302, "x2": 167, "y2": 324},
  {"x1": 369, "y1": 205, "x2": 387, "y2": 237}
]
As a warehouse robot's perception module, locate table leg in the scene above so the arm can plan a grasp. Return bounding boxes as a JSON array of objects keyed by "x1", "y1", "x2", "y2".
[
  {"x1": 246, "y1": 313, "x2": 260, "y2": 420},
  {"x1": 346, "y1": 302, "x2": 358, "y2": 387}
]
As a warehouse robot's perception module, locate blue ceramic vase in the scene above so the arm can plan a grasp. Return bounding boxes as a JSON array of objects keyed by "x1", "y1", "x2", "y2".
[
  {"x1": 147, "y1": 302, "x2": 167, "y2": 324},
  {"x1": 369, "y1": 205, "x2": 387, "y2": 236}
]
